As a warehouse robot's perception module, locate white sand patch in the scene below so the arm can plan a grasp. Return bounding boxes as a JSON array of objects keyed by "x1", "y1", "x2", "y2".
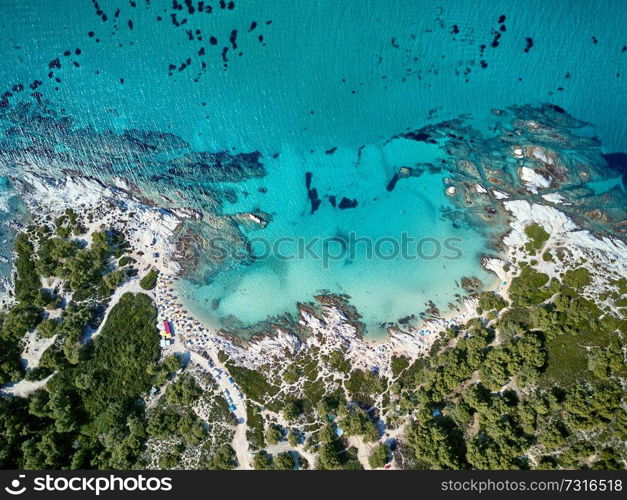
[{"x1": 21, "y1": 330, "x2": 57, "y2": 370}]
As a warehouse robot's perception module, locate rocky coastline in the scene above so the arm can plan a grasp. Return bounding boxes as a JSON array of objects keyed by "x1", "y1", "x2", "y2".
[{"x1": 2, "y1": 104, "x2": 625, "y2": 380}]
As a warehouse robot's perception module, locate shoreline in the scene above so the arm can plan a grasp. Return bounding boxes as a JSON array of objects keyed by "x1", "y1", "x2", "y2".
[{"x1": 4, "y1": 168, "x2": 626, "y2": 377}]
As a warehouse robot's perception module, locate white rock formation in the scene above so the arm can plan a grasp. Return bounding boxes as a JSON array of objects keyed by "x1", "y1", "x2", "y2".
[
  {"x1": 14, "y1": 171, "x2": 188, "y2": 274},
  {"x1": 519, "y1": 166, "x2": 552, "y2": 194},
  {"x1": 541, "y1": 193, "x2": 566, "y2": 204}
]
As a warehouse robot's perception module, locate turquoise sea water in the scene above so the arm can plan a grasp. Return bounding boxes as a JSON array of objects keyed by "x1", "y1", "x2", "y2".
[
  {"x1": 178, "y1": 141, "x2": 495, "y2": 331},
  {"x1": 0, "y1": 1, "x2": 625, "y2": 335}
]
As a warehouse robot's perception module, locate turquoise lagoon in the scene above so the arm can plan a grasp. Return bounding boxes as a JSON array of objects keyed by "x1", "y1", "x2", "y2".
[
  {"x1": 0, "y1": 0, "x2": 625, "y2": 335},
  {"x1": 178, "y1": 140, "x2": 495, "y2": 332}
]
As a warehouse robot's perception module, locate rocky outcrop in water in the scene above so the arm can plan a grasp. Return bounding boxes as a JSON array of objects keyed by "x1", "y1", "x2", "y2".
[
  {"x1": 399, "y1": 105, "x2": 626, "y2": 240},
  {"x1": 0, "y1": 101, "x2": 265, "y2": 212}
]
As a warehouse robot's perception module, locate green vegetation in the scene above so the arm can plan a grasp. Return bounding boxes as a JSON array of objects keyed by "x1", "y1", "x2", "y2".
[
  {"x1": 508, "y1": 267, "x2": 558, "y2": 306},
  {"x1": 253, "y1": 451, "x2": 273, "y2": 470},
  {"x1": 368, "y1": 443, "x2": 389, "y2": 468},
  {"x1": 478, "y1": 292, "x2": 508, "y2": 313},
  {"x1": 246, "y1": 403, "x2": 266, "y2": 450},
  {"x1": 265, "y1": 424, "x2": 283, "y2": 445},
  {"x1": 139, "y1": 269, "x2": 159, "y2": 291},
  {"x1": 342, "y1": 406, "x2": 379, "y2": 442},
  {"x1": 399, "y1": 260, "x2": 626, "y2": 470},
  {"x1": 0, "y1": 222, "x2": 198, "y2": 469},
  {"x1": 524, "y1": 223, "x2": 550, "y2": 254},
  {"x1": 227, "y1": 363, "x2": 279, "y2": 403},
  {"x1": 274, "y1": 452, "x2": 296, "y2": 470},
  {"x1": 118, "y1": 256, "x2": 136, "y2": 267},
  {"x1": 391, "y1": 356, "x2": 410, "y2": 378},
  {"x1": 165, "y1": 374, "x2": 203, "y2": 406},
  {"x1": 81, "y1": 293, "x2": 160, "y2": 413},
  {"x1": 206, "y1": 444, "x2": 237, "y2": 470},
  {"x1": 345, "y1": 369, "x2": 387, "y2": 407},
  {"x1": 282, "y1": 397, "x2": 304, "y2": 422},
  {"x1": 147, "y1": 406, "x2": 206, "y2": 447},
  {"x1": 0, "y1": 291, "x2": 179, "y2": 469},
  {"x1": 315, "y1": 425, "x2": 363, "y2": 470},
  {"x1": 1, "y1": 225, "x2": 131, "y2": 384},
  {"x1": 327, "y1": 350, "x2": 351, "y2": 373},
  {"x1": 562, "y1": 268, "x2": 591, "y2": 289},
  {"x1": 0, "y1": 234, "x2": 44, "y2": 384}
]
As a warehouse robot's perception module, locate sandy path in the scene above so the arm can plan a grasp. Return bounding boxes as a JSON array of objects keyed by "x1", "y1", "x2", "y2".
[
  {"x1": 186, "y1": 350, "x2": 251, "y2": 470},
  {"x1": 1, "y1": 373, "x2": 54, "y2": 398}
]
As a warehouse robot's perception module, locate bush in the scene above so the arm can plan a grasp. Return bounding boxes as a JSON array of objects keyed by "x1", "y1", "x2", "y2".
[
  {"x1": 118, "y1": 256, "x2": 136, "y2": 267},
  {"x1": 368, "y1": 443, "x2": 389, "y2": 468},
  {"x1": 81, "y1": 292, "x2": 160, "y2": 416},
  {"x1": 227, "y1": 363, "x2": 278, "y2": 403},
  {"x1": 253, "y1": 451, "x2": 273, "y2": 470},
  {"x1": 246, "y1": 404, "x2": 266, "y2": 450},
  {"x1": 139, "y1": 269, "x2": 159, "y2": 291},
  {"x1": 345, "y1": 369, "x2": 387, "y2": 407},
  {"x1": 508, "y1": 267, "x2": 557, "y2": 306},
  {"x1": 478, "y1": 292, "x2": 508, "y2": 313},
  {"x1": 24, "y1": 366, "x2": 53, "y2": 382},
  {"x1": 274, "y1": 452, "x2": 296, "y2": 470},
  {"x1": 209, "y1": 444, "x2": 238, "y2": 470},
  {"x1": 343, "y1": 407, "x2": 379, "y2": 442},
  {"x1": 562, "y1": 268, "x2": 591, "y2": 289},
  {"x1": 391, "y1": 356, "x2": 410, "y2": 378},
  {"x1": 524, "y1": 223, "x2": 550, "y2": 254},
  {"x1": 103, "y1": 269, "x2": 126, "y2": 290},
  {"x1": 165, "y1": 374, "x2": 203, "y2": 406},
  {"x1": 265, "y1": 424, "x2": 283, "y2": 445}
]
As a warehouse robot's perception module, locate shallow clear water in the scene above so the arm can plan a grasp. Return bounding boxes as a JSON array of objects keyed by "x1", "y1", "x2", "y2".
[
  {"x1": 178, "y1": 140, "x2": 494, "y2": 332},
  {"x1": 0, "y1": 0, "x2": 625, "y2": 335}
]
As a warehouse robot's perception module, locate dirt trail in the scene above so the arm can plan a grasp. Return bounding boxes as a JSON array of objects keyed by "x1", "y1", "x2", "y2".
[{"x1": 186, "y1": 350, "x2": 251, "y2": 469}]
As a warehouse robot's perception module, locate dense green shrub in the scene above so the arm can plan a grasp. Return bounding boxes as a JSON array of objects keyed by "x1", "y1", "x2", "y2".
[
  {"x1": 508, "y1": 267, "x2": 557, "y2": 306},
  {"x1": 478, "y1": 292, "x2": 508, "y2": 313},
  {"x1": 368, "y1": 443, "x2": 389, "y2": 468},
  {"x1": 524, "y1": 223, "x2": 550, "y2": 254},
  {"x1": 139, "y1": 269, "x2": 159, "y2": 290}
]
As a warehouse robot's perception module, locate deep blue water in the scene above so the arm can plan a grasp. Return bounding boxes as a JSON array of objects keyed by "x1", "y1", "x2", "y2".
[{"x1": 0, "y1": 0, "x2": 625, "y2": 335}]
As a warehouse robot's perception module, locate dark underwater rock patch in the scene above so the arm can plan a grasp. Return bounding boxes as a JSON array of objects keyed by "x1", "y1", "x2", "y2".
[
  {"x1": 603, "y1": 152, "x2": 627, "y2": 186},
  {"x1": 386, "y1": 173, "x2": 400, "y2": 192},
  {"x1": 524, "y1": 37, "x2": 534, "y2": 53},
  {"x1": 167, "y1": 151, "x2": 265, "y2": 183},
  {"x1": 305, "y1": 172, "x2": 321, "y2": 214},
  {"x1": 548, "y1": 104, "x2": 566, "y2": 113},
  {"x1": 338, "y1": 197, "x2": 358, "y2": 209}
]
